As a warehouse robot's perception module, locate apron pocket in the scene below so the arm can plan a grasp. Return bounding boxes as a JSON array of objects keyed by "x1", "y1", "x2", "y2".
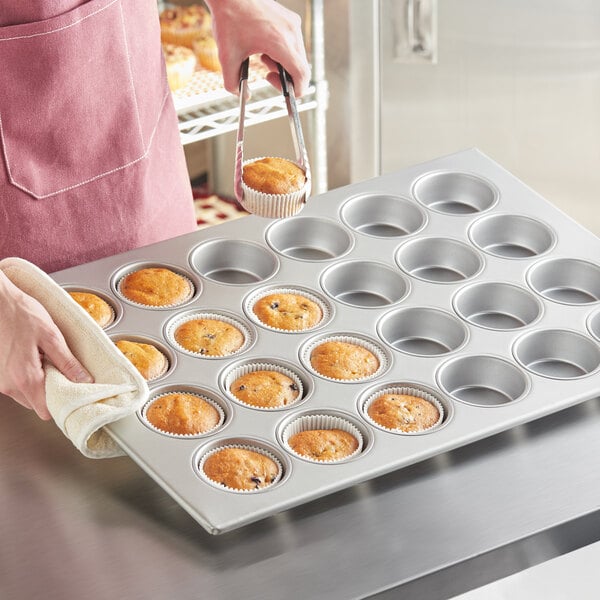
[{"x1": 0, "y1": 0, "x2": 146, "y2": 199}]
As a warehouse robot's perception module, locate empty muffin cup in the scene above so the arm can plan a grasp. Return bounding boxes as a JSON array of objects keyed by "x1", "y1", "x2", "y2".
[
  {"x1": 280, "y1": 412, "x2": 365, "y2": 463},
  {"x1": 141, "y1": 386, "x2": 226, "y2": 438},
  {"x1": 266, "y1": 216, "x2": 354, "y2": 261},
  {"x1": 453, "y1": 282, "x2": 543, "y2": 330},
  {"x1": 588, "y1": 309, "x2": 600, "y2": 342},
  {"x1": 360, "y1": 384, "x2": 446, "y2": 434},
  {"x1": 195, "y1": 439, "x2": 285, "y2": 493},
  {"x1": 396, "y1": 237, "x2": 484, "y2": 283},
  {"x1": 527, "y1": 258, "x2": 600, "y2": 305},
  {"x1": 189, "y1": 238, "x2": 279, "y2": 285},
  {"x1": 412, "y1": 171, "x2": 498, "y2": 215},
  {"x1": 513, "y1": 329, "x2": 600, "y2": 379},
  {"x1": 165, "y1": 311, "x2": 254, "y2": 358},
  {"x1": 469, "y1": 214, "x2": 555, "y2": 259},
  {"x1": 222, "y1": 360, "x2": 305, "y2": 410},
  {"x1": 320, "y1": 260, "x2": 410, "y2": 308},
  {"x1": 377, "y1": 306, "x2": 468, "y2": 355},
  {"x1": 437, "y1": 355, "x2": 529, "y2": 406},
  {"x1": 340, "y1": 193, "x2": 426, "y2": 238}
]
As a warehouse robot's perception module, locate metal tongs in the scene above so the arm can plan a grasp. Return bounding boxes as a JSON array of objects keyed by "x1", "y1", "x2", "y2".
[{"x1": 234, "y1": 57, "x2": 311, "y2": 215}]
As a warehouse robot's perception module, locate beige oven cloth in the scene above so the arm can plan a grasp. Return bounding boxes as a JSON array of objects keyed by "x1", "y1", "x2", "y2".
[{"x1": 0, "y1": 257, "x2": 149, "y2": 459}]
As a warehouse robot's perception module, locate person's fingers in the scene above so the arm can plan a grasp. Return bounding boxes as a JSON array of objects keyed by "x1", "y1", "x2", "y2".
[
  {"x1": 39, "y1": 327, "x2": 94, "y2": 385},
  {"x1": 7, "y1": 363, "x2": 52, "y2": 420}
]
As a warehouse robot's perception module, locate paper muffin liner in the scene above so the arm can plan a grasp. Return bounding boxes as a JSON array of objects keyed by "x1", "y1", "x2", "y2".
[
  {"x1": 281, "y1": 413, "x2": 364, "y2": 464},
  {"x1": 244, "y1": 286, "x2": 331, "y2": 333},
  {"x1": 223, "y1": 361, "x2": 304, "y2": 410},
  {"x1": 116, "y1": 267, "x2": 195, "y2": 309},
  {"x1": 141, "y1": 391, "x2": 225, "y2": 438},
  {"x1": 197, "y1": 443, "x2": 284, "y2": 494},
  {"x1": 165, "y1": 311, "x2": 253, "y2": 358},
  {"x1": 361, "y1": 386, "x2": 445, "y2": 435},
  {"x1": 301, "y1": 334, "x2": 389, "y2": 383},
  {"x1": 240, "y1": 157, "x2": 310, "y2": 219}
]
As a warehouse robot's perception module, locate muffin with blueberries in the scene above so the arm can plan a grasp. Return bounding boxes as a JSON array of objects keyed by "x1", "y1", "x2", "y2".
[
  {"x1": 68, "y1": 291, "x2": 114, "y2": 329},
  {"x1": 230, "y1": 369, "x2": 300, "y2": 408},
  {"x1": 367, "y1": 393, "x2": 441, "y2": 433},
  {"x1": 145, "y1": 392, "x2": 221, "y2": 436},
  {"x1": 174, "y1": 317, "x2": 245, "y2": 356},
  {"x1": 310, "y1": 340, "x2": 380, "y2": 380},
  {"x1": 252, "y1": 292, "x2": 323, "y2": 331},
  {"x1": 202, "y1": 447, "x2": 280, "y2": 491},
  {"x1": 288, "y1": 428, "x2": 359, "y2": 462}
]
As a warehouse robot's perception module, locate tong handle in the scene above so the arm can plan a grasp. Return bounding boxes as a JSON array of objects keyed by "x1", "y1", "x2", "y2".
[{"x1": 234, "y1": 58, "x2": 250, "y2": 204}]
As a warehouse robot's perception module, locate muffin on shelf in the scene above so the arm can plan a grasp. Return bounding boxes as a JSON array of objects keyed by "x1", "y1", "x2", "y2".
[
  {"x1": 173, "y1": 317, "x2": 245, "y2": 356},
  {"x1": 163, "y1": 43, "x2": 197, "y2": 91},
  {"x1": 230, "y1": 369, "x2": 300, "y2": 408},
  {"x1": 115, "y1": 339, "x2": 168, "y2": 381},
  {"x1": 288, "y1": 428, "x2": 359, "y2": 462},
  {"x1": 145, "y1": 392, "x2": 221, "y2": 435},
  {"x1": 252, "y1": 292, "x2": 323, "y2": 331},
  {"x1": 68, "y1": 291, "x2": 114, "y2": 329},
  {"x1": 241, "y1": 157, "x2": 309, "y2": 218},
  {"x1": 367, "y1": 393, "x2": 441, "y2": 433},
  {"x1": 159, "y1": 4, "x2": 212, "y2": 48},
  {"x1": 118, "y1": 267, "x2": 193, "y2": 307},
  {"x1": 192, "y1": 34, "x2": 221, "y2": 72},
  {"x1": 202, "y1": 447, "x2": 280, "y2": 491},
  {"x1": 310, "y1": 340, "x2": 379, "y2": 380}
]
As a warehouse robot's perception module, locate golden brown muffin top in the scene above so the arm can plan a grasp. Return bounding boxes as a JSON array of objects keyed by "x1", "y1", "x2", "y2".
[
  {"x1": 162, "y1": 43, "x2": 196, "y2": 64},
  {"x1": 146, "y1": 392, "x2": 220, "y2": 435},
  {"x1": 253, "y1": 293, "x2": 322, "y2": 331},
  {"x1": 115, "y1": 339, "x2": 168, "y2": 381},
  {"x1": 203, "y1": 448, "x2": 280, "y2": 491},
  {"x1": 231, "y1": 370, "x2": 300, "y2": 408},
  {"x1": 288, "y1": 429, "x2": 359, "y2": 461},
  {"x1": 119, "y1": 267, "x2": 192, "y2": 307},
  {"x1": 367, "y1": 393, "x2": 440, "y2": 432},
  {"x1": 159, "y1": 4, "x2": 211, "y2": 29},
  {"x1": 310, "y1": 340, "x2": 379, "y2": 380},
  {"x1": 174, "y1": 318, "x2": 245, "y2": 356},
  {"x1": 69, "y1": 291, "x2": 114, "y2": 329},
  {"x1": 243, "y1": 157, "x2": 306, "y2": 196}
]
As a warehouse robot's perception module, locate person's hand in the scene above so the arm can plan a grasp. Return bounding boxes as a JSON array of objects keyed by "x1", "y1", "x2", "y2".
[
  {"x1": 0, "y1": 272, "x2": 93, "y2": 420},
  {"x1": 205, "y1": 0, "x2": 311, "y2": 97}
]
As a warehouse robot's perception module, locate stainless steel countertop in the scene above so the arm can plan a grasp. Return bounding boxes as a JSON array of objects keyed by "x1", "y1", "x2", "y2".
[{"x1": 2, "y1": 394, "x2": 599, "y2": 600}]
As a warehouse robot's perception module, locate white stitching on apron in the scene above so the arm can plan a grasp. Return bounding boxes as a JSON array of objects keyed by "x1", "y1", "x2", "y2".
[
  {"x1": 0, "y1": 0, "x2": 120, "y2": 42},
  {"x1": 0, "y1": 89, "x2": 169, "y2": 199}
]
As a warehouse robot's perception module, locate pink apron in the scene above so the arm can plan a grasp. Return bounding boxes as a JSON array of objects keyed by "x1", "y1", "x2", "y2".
[{"x1": 0, "y1": 0, "x2": 197, "y2": 273}]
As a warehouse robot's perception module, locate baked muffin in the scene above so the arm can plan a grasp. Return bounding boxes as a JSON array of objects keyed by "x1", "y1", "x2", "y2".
[
  {"x1": 243, "y1": 157, "x2": 306, "y2": 196},
  {"x1": 288, "y1": 429, "x2": 359, "y2": 462},
  {"x1": 192, "y1": 34, "x2": 221, "y2": 72},
  {"x1": 145, "y1": 392, "x2": 221, "y2": 435},
  {"x1": 159, "y1": 4, "x2": 212, "y2": 48},
  {"x1": 253, "y1": 292, "x2": 322, "y2": 331},
  {"x1": 119, "y1": 267, "x2": 193, "y2": 307},
  {"x1": 230, "y1": 370, "x2": 300, "y2": 408},
  {"x1": 68, "y1": 291, "x2": 114, "y2": 329},
  {"x1": 163, "y1": 43, "x2": 197, "y2": 91},
  {"x1": 367, "y1": 393, "x2": 441, "y2": 433},
  {"x1": 310, "y1": 340, "x2": 379, "y2": 380},
  {"x1": 174, "y1": 318, "x2": 245, "y2": 356},
  {"x1": 115, "y1": 339, "x2": 168, "y2": 381},
  {"x1": 241, "y1": 157, "x2": 309, "y2": 218},
  {"x1": 202, "y1": 447, "x2": 280, "y2": 491}
]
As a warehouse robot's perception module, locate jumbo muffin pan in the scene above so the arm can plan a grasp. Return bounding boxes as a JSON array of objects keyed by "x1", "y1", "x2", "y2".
[{"x1": 52, "y1": 149, "x2": 600, "y2": 534}]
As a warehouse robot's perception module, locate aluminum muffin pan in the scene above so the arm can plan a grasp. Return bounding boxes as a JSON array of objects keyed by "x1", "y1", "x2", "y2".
[{"x1": 51, "y1": 148, "x2": 600, "y2": 534}]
